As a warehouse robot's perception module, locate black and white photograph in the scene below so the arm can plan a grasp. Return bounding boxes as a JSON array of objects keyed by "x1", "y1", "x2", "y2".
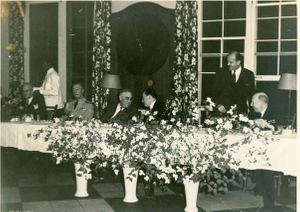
[{"x1": 1, "y1": 1, "x2": 298, "y2": 211}]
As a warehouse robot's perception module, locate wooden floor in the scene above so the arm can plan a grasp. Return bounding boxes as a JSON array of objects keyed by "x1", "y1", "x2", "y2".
[{"x1": 1, "y1": 147, "x2": 297, "y2": 212}]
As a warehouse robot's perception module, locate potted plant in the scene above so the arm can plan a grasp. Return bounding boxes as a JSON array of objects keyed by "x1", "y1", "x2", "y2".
[{"x1": 29, "y1": 116, "x2": 110, "y2": 197}]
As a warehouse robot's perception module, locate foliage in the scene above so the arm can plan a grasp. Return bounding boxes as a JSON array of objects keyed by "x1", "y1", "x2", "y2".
[
  {"x1": 1, "y1": 96, "x2": 21, "y2": 121},
  {"x1": 164, "y1": 98, "x2": 201, "y2": 126},
  {"x1": 28, "y1": 117, "x2": 110, "y2": 179}
]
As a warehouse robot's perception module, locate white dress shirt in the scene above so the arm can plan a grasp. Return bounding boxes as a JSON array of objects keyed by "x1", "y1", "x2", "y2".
[
  {"x1": 149, "y1": 101, "x2": 156, "y2": 110},
  {"x1": 39, "y1": 68, "x2": 63, "y2": 109},
  {"x1": 27, "y1": 96, "x2": 33, "y2": 105},
  {"x1": 232, "y1": 66, "x2": 242, "y2": 83},
  {"x1": 260, "y1": 106, "x2": 268, "y2": 118},
  {"x1": 111, "y1": 103, "x2": 123, "y2": 118}
]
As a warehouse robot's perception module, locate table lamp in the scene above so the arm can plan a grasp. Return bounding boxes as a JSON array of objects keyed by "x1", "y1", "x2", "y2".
[
  {"x1": 100, "y1": 74, "x2": 122, "y2": 89},
  {"x1": 277, "y1": 73, "x2": 297, "y2": 118}
]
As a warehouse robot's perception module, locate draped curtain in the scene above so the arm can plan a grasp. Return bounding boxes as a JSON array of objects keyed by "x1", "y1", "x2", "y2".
[
  {"x1": 92, "y1": 1, "x2": 111, "y2": 119},
  {"x1": 8, "y1": 1, "x2": 25, "y2": 98},
  {"x1": 172, "y1": 1, "x2": 198, "y2": 121}
]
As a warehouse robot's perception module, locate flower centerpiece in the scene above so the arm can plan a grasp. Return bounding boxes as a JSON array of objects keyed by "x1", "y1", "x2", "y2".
[
  {"x1": 1, "y1": 96, "x2": 21, "y2": 121},
  {"x1": 164, "y1": 98, "x2": 201, "y2": 126},
  {"x1": 29, "y1": 116, "x2": 110, "y2": 179},
  {"x1": 105, "y1": 119, "x2": 175, "y2": 199},
  {"x1": 156, "y1": 124, "x2": 241, "y2": 194},
  {"x1": 202, "y1": 97, "x2": 277, "y2": 167}
]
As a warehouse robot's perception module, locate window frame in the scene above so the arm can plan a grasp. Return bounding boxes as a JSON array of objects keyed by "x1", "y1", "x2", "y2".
[
  {"x1": 253, "y1": 0, "x2": 297, "y2": 82},
  {"x1": 24, "y1": 1, "x2": 67, "y2": 103}
]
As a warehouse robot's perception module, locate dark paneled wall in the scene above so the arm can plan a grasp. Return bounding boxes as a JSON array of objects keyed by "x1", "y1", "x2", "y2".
[{"x1": 110, "y1": 2, "x2": 175, "y2": 108}]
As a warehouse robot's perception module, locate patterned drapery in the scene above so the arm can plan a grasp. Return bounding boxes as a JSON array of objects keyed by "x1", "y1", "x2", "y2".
[
  {"x1": 172, "y1": 0, "x2": 198, "y2": 122},
  {"x1": 92, "y1": 1, "x2": 111, "y2": 119},
  {"x1": 8, "y1": 1, "x2": 25, "y2": 98}
]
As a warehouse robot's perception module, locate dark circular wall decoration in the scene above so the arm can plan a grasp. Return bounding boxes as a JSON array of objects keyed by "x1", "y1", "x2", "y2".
[{"x1": 116, "y1": 4, "x2": 170, "y2": 76}]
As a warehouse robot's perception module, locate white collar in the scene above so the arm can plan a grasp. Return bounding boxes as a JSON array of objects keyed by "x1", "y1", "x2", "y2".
[
  {"x1": 117, "y1": 103, "x2": 122, "y2": 110},
  {"x1": 76, "y1": 97, "x2": 86, "y2": 103},
  {"x1": 27, "y1": 96, "x2": 33, "y2": 105},
  {"x1": 232, "y1": 66, "x2": 242, "y2": 82},
  {"x1": 150, "y1": 100, "x2": 156, "y2": 110},
  {"x1": 47, "y1": 67, "x2": 56, "y2": 74},
  {"x1": 261, "y1": 106, "x2": 267, "y2": 118}
]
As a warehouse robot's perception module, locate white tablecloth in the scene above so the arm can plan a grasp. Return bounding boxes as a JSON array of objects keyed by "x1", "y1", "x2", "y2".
[
  {"x1": 1, "y1": 122, "x2": 297, "y2": 176},
  {"x1": 226, "y1": 133, "x2": 297, "y2": 177},
  {"x1": 0, "y1": 121, "x2": 113, "y2": 153},
  {"x1": 1, "y1": 121, "x2": 52, "y2": 152}
]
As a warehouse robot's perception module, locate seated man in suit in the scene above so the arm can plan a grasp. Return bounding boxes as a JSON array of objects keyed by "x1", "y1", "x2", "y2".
[
  {"x1": 141, "y1": 88, "x2": 165, "y2": 123},
  {"x1": 64, "y1": 84, "x2": 94, "y2": 121},
  {"x1": 249, "y1": 92, "x2": 285, "y2": 126},
  {"x1": 18, "y1": 83, "x2": 47, "y2": 120},
  {"x1": 248, "y1": 92, "x2": 285, "y2": 211},
  {"x1": 100, "y1": 89, "x2": 138, "y2": 124}
]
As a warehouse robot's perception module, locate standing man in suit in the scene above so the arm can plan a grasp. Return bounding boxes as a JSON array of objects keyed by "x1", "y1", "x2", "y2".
[
  {"x1": 18, "y1": 83, "x2": 47, "y2": 120},
  {"x1": 141, "y1": 88, "x2": 165, "y2": 122},
  {"x1": 64, "y1": 84, "x2": 94, "y2": 121},
  {"x1": 213, "y1": 51, "x2": 255, "y2": 115},
  {"x1": 100, "y1": 89, "x2": 138, "y2": 124}
]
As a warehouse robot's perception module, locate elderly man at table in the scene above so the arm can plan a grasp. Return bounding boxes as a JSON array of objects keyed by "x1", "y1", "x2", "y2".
[
  {"x1": 248, "y1": 92, "x2": 286, "y2": 211},
  {"x1": 212, "y1": 51, "x2": 255, "y2": 115},
  {"x1": 64, "y1": 84, "x2": 94, "y2": 120},
  {"x1": 100, "y1": 89, "x2": 138, "y2": 124},
  {"x1": 249, "y1": 92, "x2": 286, "y2": 127},
  {"x1": 18, "y1": 83, "x2": 47, "y2": 120}
]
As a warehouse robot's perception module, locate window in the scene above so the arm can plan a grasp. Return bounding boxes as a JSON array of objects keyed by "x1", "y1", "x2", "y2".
[
  {"x1": 255, "y1": 1, "x2": 297, "y2": 80},
  {"x1": 199, "y1": 0, "x2": 247, "y2": 102},
  {"x1": 199, "y1": 0, "x2": 297, "y2": 118},
  {"x1": 67, "y1": 2, "x2": 94, "y2": 101},
  {"x1": 29, "y1": 3, "x2": 58, "y2": 87}
]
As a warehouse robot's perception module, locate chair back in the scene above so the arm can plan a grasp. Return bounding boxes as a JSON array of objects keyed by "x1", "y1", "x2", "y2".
[{"x1": 46, "y1": 104, "x2": 58, "y2": 120}]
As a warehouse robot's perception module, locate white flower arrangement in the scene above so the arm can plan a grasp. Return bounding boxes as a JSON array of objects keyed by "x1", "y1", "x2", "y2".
[{"x1": 29, "y1": 117, "x2": 110, "y2": 179}]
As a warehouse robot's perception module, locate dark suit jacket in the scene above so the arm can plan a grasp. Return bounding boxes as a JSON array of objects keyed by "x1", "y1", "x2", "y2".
[
  {"x1": 150, "y1": 101, "x2": 165, "y2": 121},
  {"x1": 212, "y1": 67, "x2": 255, "y2": 115},
  {"x1": 18, "y1": 94, "x2": 47, "y2": 120},
  {"x1": 248, "y1": 106, "x2": 286, "y2": 126},
  {"x1": 100, "y1": 103, "x2": 138, "y2": 124}
]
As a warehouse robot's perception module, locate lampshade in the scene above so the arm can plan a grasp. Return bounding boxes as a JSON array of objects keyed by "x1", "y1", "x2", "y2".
[
  {"x1": 277, "y1": 73, "x2": 297, "y2": 90},
  {"x1": 100, "y1": 74, "x2": 122, "y2": 89}
]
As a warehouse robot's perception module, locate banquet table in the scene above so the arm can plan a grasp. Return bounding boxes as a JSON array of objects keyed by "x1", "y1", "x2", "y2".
[
  {"x1": 1, "y1": 121, "x2": 52, "y2": 152},
  {"x1": 0, "y1": 121, "x2": 113, "y2": 153},
  {"x1": 0, "y1": 121, "x2": 297, "y2": 177},
  {"x1": 226, "y1": 133, "x2": 297, "y2": 177}
]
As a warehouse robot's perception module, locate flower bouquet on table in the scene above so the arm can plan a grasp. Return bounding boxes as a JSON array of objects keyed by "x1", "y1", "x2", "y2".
[
  {"x1": 105, "y1": 121, "x2": 175, "y2": 198},
  {"x1": 164, "y1": 98, "x2": 201, "y2": 126},
  {"x1": 161, "y1": 124, "x2": 241, "y2": 194},
  {"x1": 106, "y1": 121, "x2": 156, "y2": 202},
  {"x1": 1, "y1": 96, "x2": 22, "y2": 121},
  {"x1": 202, "y1": 98, "x2": 277, "y2": 168},
  {"x1": 28, "y1": 116, "x2": 110, "y2": 179}
]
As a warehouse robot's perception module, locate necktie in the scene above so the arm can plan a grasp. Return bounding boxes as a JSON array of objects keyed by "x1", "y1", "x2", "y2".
[
  {"x1": 232, "y1": 70, "x2": 236, "y2": 83},
  {"x1": 74, "y1": 101, "x2": 78, "y2": 109}
]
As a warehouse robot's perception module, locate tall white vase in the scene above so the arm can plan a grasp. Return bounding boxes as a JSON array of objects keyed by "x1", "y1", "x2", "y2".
[
  {"x1": 184, "y1": 181, "x2": 199, "y2": 212},
  {"x1": 74, "y1": 163, "x2": 89, "y2": 197},
  {"x1": 123, "y1": 167, "x2": 138, "y2": 203}
]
